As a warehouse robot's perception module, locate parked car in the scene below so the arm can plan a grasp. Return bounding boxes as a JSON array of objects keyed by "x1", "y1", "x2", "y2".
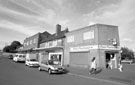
[
  {"x1": 38, "y1": 60, "x2": 65, "y2": 74},
  {"x1": 8, "y1": 54, "x2": 14, "y2": 59},
  {"x1": 121, "y1": 60, "x2": 133, "y2": 64},
  {"x1": 25, "y1": 59, "x2": 39, "y2": 67},
  {"x1": 13, "y1": 54, "x2": 25, "y2": 62}
]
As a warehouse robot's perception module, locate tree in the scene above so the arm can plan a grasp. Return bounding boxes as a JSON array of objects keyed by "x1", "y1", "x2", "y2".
[
  {"x1": 121, "y1": 47, "x2": 134, "y2": 60},
  {"x1": 3, "y1": 45, "x2": 11, "y2": 52},
  {"x1": 3, "y1": 41, "x2": 22, "y2": 53},
  {"x1": 11, "y1": 41, "x2": 22, "y2": 49}
]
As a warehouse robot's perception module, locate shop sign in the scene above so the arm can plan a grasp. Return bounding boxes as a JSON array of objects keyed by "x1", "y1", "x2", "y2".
[
  {"x1": 70, "y1": 45, "x2": 98, "y2": 52},
  {"x1": 99, "y1": 45, "x2": 120, "y2": 50},
  {"x1": 70, "y1": 45, "x2": 120, "y2": 52}
]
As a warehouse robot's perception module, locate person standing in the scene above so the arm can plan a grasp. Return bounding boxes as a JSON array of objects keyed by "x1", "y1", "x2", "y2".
[
  {"x1": 108, "y1": 59, "x2": 112, "y2": 69},
  {"x1": 89, "y1": 57, "x2": 97, "y2": 74}
]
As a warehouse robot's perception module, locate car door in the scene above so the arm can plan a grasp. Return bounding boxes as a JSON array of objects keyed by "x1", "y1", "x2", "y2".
[
  {"x1": 43, "y1": 61, "x2": 49, "y2": 71},
  {"x1": 40, "y1": 61, "x2": 44, "y2": 70},
  {"x1": 40, "y1": 61, "x2": 47, "y2": 71}
]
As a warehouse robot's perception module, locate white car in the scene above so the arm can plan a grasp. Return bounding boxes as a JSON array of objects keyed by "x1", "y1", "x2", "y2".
[
  {"x1": 13, "y1": 54, "x2": 25, "y2": 62},
  {"x1": 25, "y1": 59, "x2": 39, "y2": 67},
  {"x1": 121, "y1": 60, "x2": 133, "y2": 64},
  {"x1": 38, "y1": 60, "x2": 65, "y2": 74}
]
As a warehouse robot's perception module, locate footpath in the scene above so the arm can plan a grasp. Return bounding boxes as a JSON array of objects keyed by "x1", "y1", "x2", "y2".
[{"x1": 66, "y1": 65, "x2": 135, "y2": 85}]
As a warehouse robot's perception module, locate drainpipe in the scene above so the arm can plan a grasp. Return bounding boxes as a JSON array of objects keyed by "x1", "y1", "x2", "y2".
[{"x1": 97, "y1": 25, "x2": 101, "y2": 68}]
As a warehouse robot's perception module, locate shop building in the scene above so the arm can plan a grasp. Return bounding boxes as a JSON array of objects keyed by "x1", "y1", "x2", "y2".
[
  {"x1": 64, "y1": 24, "x2": 121, "y2": 69},
  {"x1": 22, "y1": 31, "x2": 51, "y2": 60},
  {"x1": 35, "y1": 24, "x2": 68, "y2": 66}
]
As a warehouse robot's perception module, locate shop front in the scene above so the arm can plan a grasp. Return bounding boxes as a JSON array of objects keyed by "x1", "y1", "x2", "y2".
[
  {"x1": 105, "y1": 51, "x2": 120, "y2": 69},
  {"x1": 68, "y1": 45, "x2": 98, "y2": 68},
  {"x1": 67, "y1": 45, "x2": 120, "y2": 69},
  {"x1": 99, "y1": 45, "x2": 121, "y2": 69},
  {"x1": 35, "y1": 46, "x2": 64, "y2": 66}
]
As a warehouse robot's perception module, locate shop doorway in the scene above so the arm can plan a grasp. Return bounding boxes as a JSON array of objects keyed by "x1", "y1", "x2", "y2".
[
  {"x1": 49, "y1": 53, "x2": 62, "y2": 66},
  {"x1": 105, "y1": 52, "x2": 116, "y2": 69}
]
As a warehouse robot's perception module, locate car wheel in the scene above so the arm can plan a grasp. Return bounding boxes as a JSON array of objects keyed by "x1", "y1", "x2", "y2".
[
  {"x1": 39, "y1": 67, "x2": 42, "y2": 71},
  {"x1": 15, "y1": 60, "x2": 17, "y2": 63},
  {"x1": 48, "y1": 69, "x2": 52, "y2": 74}
]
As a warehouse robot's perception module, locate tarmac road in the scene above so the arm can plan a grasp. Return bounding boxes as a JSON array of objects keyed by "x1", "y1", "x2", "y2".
[{"x1": 0, "y1": 56, "x2": 129, "y2": 85}]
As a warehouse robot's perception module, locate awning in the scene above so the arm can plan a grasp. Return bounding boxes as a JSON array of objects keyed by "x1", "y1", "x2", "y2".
[
  {"x1": 19, "y1": 48, "x2": 34, "y2": 52},
  {"x1": 34, "y1": 46, "x2": 63, "y2": 51},
  {"x1": 105, "y1": 50, "x2": 120, "y2": 53}
]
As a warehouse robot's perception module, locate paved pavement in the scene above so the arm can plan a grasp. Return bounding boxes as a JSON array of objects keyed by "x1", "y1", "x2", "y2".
[
  {"x1": 0, "y1": 56, "x2": 134, "y2": 85},
  {"x1": 66, "y1": 64, "x2": 135, "y2": 85}
]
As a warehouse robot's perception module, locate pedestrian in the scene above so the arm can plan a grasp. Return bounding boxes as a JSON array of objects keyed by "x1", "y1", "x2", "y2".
[
  {"x1": 89, "y1": 57, "x2": 97, "y2": 75},
  {"x1": 108, "y1": 60, "x2": 112, "y2": 69},
  {"x1": 118, "y1": 58, "x2": 123, "y2": 72},
  {"x1": 108, "y1": 55, "x2": 114, "y2": 70}
]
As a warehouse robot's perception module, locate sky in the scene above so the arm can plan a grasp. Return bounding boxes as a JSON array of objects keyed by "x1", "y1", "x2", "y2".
[{"x1": 0, "y1": 0, "x2": 134, "y2": 51}]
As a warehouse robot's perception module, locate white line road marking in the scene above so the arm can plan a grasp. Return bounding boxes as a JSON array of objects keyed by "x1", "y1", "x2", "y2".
[{"x1": 68, "y1": 73, "x2": 128, "y2": 85}]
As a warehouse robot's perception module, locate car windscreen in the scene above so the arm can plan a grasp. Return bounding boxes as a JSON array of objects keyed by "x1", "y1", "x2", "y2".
[
  {"x1": 48, "y1": 60, "x2": 60, "y2": 65},
  {"x1": 19, "y1": 55, "x2": 25, "y2": 58}
]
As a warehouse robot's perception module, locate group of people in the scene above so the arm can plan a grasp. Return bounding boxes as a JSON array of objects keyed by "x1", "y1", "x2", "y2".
[{"x1": 89, "y1": 56, "x2": 123, "y2": 75}]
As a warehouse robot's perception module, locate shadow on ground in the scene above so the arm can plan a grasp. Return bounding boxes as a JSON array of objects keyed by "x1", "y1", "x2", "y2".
[{"x1": 95, "y1": 68, "x2": 102, "y2": 74}]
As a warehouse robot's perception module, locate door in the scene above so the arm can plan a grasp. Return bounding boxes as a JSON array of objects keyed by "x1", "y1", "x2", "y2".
[
  {"x1": 40, "y1": 61, "x2": 47, "y2": 71},
  {"x1": 105, "y1": 52, "x2": 117, "y2": 69}
]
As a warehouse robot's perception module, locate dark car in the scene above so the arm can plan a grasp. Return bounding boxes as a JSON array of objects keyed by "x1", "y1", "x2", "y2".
[{"x1": 8, "y1": 54, "x2": 14, "y2": 59}]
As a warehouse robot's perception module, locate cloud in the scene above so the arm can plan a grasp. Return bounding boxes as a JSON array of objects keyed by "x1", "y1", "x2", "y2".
[
  {"x1": 82, "y1": 0, "x2": 135, "y2": 50},
  {"x1": 0, "y1": 3, "x2": 69, "y2": 35},
  {"x1": 0, "y1": 20, "x2": 41, "y2": 35},
  {"x1": 84, "y1": 0, "x2": 134, "y2": 36},
  {"x1": 89, "y1": 22, "x2": 96, "y2": 25},
  {"x1": 52, "y1": 0, "x2": 64, "y2": 6},
  {"x1": 122, "y1": 38, "x2": 135, "y2": 42}
]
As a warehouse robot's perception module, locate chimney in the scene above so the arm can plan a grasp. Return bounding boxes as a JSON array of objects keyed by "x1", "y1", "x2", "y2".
[{"x1": 56, "y1": 24, "x2": 61, "y2": 36}]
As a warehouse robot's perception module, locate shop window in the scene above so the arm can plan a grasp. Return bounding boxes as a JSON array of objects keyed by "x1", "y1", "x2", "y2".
[{"x1": 49, "y1": 53, "x2": 62, "y2": 65}]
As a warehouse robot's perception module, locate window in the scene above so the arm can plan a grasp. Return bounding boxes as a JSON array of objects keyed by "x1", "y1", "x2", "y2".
[
  {"x1": 23, "y1": 43, "x2": 26, "y2": 46},
  {"x1": 58, "y1": 39, "x2": 62, "y2": 42},
  {"x1": 52, "y1": 40, "x2": 57, "y2": 46},
  {"x1": 34, "y1": 38, "x2": 37, "y2": 43},
  {"x1": 83, "y1": 30, "x2": 94, "y2": 40},
  {"x1": 45, "y1": 42, "x2": 49, "y2": 47},
  {"x1": 30, "y1": 40, "x2": 32, "y2": 45},
  {"x1": 27, "y1": 41, "x2": 29, "y2": 45},
  {"x1": 67, "y1": 35, "x2": 74, "y2": 43}
]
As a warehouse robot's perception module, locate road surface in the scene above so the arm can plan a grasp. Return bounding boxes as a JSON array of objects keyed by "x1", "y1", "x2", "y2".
[{"x1": 0, "y1": 56, "x2": 128, "y2": 85}]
